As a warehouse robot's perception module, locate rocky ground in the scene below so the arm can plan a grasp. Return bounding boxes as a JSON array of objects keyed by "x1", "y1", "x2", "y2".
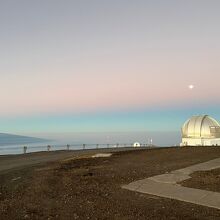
[
  {"x1": 1, "y1": 147, "x2": 220, "y2": 220},
  {"x1": 181, "y1": 167, "x2": 220, "y2": 193}
]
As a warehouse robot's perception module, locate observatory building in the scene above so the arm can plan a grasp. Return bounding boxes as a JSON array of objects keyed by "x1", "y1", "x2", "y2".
[{"x1": 181, "y1": 115, "x2": 220, "y2": 146}]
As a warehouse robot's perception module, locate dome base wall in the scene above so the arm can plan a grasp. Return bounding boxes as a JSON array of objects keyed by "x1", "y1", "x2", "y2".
[{"x1": 181, "y1": 138, "x2": 220, "y2": 146}]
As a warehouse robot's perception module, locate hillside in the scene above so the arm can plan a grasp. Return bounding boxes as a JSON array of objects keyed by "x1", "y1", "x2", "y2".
[{"x1": 0, "y1": 133, "x2": 46, "y2": 146}]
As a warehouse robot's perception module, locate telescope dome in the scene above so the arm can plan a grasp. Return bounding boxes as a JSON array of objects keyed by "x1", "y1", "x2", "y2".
[{"x1": 182, "y1": 115, "x2": 220, "y2": 139}]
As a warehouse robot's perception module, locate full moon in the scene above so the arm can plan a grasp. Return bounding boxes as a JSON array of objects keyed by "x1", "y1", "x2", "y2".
[{"x1": 188, "y1": 85, "x2": 194, "y2": 90}]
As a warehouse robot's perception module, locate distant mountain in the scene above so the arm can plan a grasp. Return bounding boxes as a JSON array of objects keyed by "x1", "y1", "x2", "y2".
[{"x1": 0, "y1": 133, "x2": 47, "y2": 146}]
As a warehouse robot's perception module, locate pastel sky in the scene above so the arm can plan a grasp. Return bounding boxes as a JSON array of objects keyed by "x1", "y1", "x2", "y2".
[{"x1": 0, "y1": 0, "x2": 220, "y2": 143}]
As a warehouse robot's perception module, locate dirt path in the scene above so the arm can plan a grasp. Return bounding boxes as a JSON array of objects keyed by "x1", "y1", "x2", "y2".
[{"x1": 0, "y1": 147, "x2": 146, "y2": 174}]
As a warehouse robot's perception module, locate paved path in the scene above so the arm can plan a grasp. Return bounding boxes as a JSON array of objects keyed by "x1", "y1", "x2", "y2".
[
  {"x1": 123, "y1": 158, "x2": 220, "y2": 210},
  {"x1": 0, "y1": 147, "x2": 147, "y2": 174}
]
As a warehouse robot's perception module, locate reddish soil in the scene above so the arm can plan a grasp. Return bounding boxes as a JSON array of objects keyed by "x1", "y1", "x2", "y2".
[{"x1": 1, "y1": 147, "x2": 220, "y2": 220}]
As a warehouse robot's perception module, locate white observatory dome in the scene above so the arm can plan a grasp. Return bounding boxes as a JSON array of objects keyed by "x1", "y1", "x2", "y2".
[
  {"x1": 133, "y1": 142, "x2": 141, "y2": 147},
  {"x1": 182, "y1": 115, "x2": 220, "y2": 139}
]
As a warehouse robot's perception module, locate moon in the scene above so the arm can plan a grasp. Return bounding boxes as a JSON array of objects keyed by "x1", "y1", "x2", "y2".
[{"x1": 188, "y1": 85, "x2": 194, "y2": 90}]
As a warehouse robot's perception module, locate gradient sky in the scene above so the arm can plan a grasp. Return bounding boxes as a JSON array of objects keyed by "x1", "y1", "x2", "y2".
[{"x1": 0, "y1": 0, "x2": 220, "y2": 143}]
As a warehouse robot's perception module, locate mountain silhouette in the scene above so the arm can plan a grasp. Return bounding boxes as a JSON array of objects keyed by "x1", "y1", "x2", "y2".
[{"x1": 0, "y1": 133, "x2": 47, "y2": 146}]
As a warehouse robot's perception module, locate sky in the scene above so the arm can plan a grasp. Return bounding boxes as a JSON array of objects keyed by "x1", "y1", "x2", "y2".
[{"x1": 0, "y1": 0, "x2": 220, "y2": 145}]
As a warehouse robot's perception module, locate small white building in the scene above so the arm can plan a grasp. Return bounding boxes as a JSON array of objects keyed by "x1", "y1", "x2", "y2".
[
  {"x1": 181, "y1": 115, "x2": 220, "y2": 146},
  {"x1": 133, "y1": 142, "x2": 141, "y2": 147}
]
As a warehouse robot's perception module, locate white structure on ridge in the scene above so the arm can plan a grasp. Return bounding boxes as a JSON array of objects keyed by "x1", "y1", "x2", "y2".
[
  {"x1": 181, "y1": 115, "x2": 220, "y2": 146},
  {"x1": 133, "y1": 142, "x2": 141, "y2": 147}
]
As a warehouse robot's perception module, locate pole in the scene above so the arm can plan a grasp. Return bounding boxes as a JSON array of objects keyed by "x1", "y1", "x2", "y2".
[
  {"x1": 47, "y1": 145, "x2": 51, "y2": 151},
  {"x1": 23, "y1": 146, "x2": 27, "y2": 154}
]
